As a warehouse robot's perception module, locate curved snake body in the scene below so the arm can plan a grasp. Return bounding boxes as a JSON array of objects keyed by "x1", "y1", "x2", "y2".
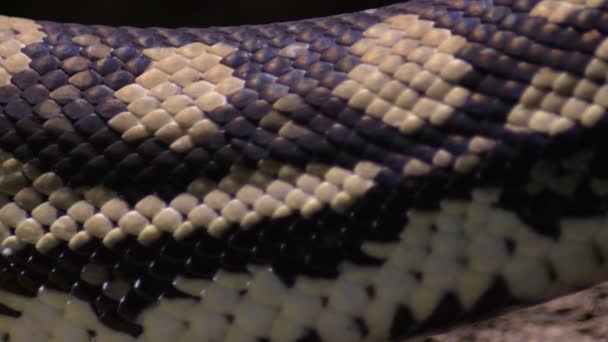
[{"x1": 1, "y1": 0, "x2": 608, "y2": 340}]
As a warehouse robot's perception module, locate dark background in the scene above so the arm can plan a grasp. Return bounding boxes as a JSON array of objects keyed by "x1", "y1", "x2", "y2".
[{"x1": 2, "y1": 0, "x2": 402, "y2": 27}]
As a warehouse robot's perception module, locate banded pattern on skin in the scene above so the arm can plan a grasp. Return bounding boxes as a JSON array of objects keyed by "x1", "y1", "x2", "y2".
[{"x1": 0, "y1": 0, "x2": 608, "y2": 341}]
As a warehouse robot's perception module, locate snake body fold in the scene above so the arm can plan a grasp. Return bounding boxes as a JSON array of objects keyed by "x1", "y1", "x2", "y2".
[{"x1": 0, "y1": 0, "x2": 608, "y2": 340}]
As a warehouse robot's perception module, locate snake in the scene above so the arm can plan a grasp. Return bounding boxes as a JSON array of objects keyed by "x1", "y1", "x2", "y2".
[{"x1": 0, "y1": 0, "x2": 607, "y2": 341}]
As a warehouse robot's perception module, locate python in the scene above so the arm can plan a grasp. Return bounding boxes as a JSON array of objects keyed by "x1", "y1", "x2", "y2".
[{"x1": 0, "y1": 0, "x2": 607, "y2": 340}]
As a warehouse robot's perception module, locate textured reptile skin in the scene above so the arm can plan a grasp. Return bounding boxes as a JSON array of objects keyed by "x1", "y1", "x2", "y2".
[{"x1": 0, "y1": 0, "x2": 608, "y2": 341}]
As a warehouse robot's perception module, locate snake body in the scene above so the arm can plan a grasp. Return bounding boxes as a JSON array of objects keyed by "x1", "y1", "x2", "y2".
[{"x1": 0, "y1": 0, "x2": 608, "y2": 341}]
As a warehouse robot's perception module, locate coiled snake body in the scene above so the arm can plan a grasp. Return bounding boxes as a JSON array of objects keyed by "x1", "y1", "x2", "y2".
[{"x1": 0, "y1": 0, "x2": 608, "y2": 340}]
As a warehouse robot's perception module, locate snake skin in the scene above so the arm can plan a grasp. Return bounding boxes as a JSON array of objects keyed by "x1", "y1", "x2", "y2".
[{"x1": 0, "y1": 0, "x2": 608, "y2": 341}]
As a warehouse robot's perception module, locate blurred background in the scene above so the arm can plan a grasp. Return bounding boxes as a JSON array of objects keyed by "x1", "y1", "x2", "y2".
[{"x1": 2, "y1": 0, "x2": 403, "y2": 27}]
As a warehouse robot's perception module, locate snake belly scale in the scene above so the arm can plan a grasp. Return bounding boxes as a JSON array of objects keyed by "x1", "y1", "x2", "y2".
[{"x1": 0, "y1": 0, "x2": 608, "y2": 340}]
